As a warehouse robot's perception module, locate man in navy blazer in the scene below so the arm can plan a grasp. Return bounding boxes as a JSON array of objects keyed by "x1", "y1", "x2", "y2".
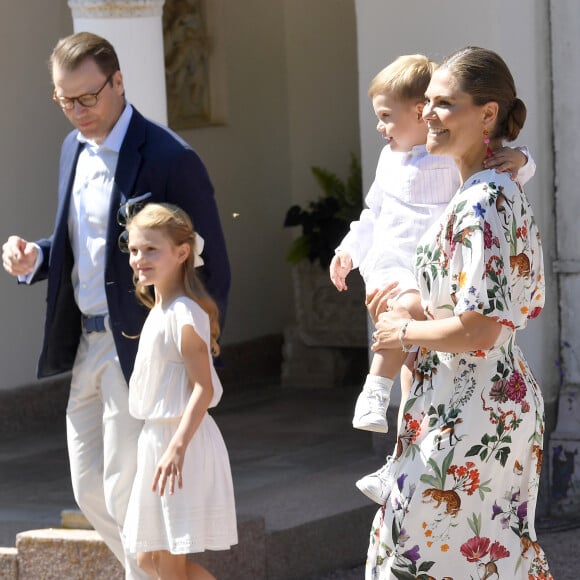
[{"x1": 2, "y1": 32, "x2": 230, "y2": 579}]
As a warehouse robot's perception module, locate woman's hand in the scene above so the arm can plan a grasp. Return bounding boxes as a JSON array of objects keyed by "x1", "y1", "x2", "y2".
[
  {"x1": 365, "y1": 282, "x2": 400, "y2": 324},
  {"x1": 371, "y1": 301, "x2": 412, "y2": 352}
]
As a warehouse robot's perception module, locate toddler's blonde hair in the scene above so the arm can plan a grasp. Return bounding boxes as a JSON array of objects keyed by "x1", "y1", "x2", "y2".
[{"x1": 368, "y1": 54, "x2": 437, "y2": 103}]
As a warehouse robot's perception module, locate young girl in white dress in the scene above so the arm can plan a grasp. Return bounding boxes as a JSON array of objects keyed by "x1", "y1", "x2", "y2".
[{"x1": 122, "y1": 202, "x2": 237, "y2": 580}]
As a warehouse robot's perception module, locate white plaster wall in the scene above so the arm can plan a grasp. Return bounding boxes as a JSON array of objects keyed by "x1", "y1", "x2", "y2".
[
  {"x1": 282, "y1": 0, "x2": 360, "y2": 209},
  {"x1": 550, "y1": 0, "x2": 580, "y2": 385},
  {"x1": 355, "y1": 0, "x2": 559, "y2": 405},
  {"x1": 181, "y1": 0, "x2": 360, "y2": 344},
  {"x1": 0, "y1": 1, "x2": 73, "y2": 388},
  {"x1": 179, "y1": 0, "x2": 293, "y2": 345}
]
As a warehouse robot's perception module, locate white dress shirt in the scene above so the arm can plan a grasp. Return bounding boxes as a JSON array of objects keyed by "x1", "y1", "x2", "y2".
[{"x1": 67, "y1": 104, "x2": 133, "y2": 315}]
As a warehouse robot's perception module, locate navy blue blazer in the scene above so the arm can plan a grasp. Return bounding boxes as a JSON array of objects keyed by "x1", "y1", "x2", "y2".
[{"x1": 31, "y1": 106, "x2": 231, "y2": 383}]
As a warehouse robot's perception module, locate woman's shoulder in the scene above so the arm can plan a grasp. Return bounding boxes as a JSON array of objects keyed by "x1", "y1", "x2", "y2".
[
  {"x1": 460, "y1": 169, "x2": 519, "y2": 205},
  {"x1": 464, "y1": 168, "x2": 517, "y2": 191}
]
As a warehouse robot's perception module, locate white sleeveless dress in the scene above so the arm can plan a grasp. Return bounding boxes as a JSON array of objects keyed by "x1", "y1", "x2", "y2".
[{"x1": 123, "y1": 297, "x2": 237, "y2": 555}]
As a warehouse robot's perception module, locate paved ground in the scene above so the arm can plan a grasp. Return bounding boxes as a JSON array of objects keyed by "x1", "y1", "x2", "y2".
[{"x1": 0, "y1": 383, "x2": 578, "y2": 579}]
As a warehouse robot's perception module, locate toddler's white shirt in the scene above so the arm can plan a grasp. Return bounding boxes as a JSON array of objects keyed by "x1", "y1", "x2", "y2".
[{"x1": 337, "y1": 144, "x2": 459, "y2": 289}]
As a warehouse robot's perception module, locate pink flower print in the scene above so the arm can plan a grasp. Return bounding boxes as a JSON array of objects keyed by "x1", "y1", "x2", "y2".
[
  {"x1": 489, "y1": 540, "x2": 510, "y2": 562},
  {"x1": 483, "y1": 221, "x2": 499, "y2": 249},
  {"x1": 506, "y1": 371, "x2": 527, "y2": 403},
  {"x1": 460, "y1": 536, "x2": 491, "y2": 562}
]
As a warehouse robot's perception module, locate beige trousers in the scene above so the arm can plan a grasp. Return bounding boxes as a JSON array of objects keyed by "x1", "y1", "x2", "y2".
[{"x1": 66, "y1": 327, "x2": 149, "y2": 580}]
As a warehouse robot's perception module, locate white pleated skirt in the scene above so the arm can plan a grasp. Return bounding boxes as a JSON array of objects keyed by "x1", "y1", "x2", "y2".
[{"x1": 123, "y1": 415, "x2": 238, "y2": 555}]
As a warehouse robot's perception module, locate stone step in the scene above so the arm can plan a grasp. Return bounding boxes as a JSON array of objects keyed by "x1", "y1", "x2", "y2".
[
  {"x1": 60, "y1": 509, "x2": 93, "y2": 530},
  {"x1": 16, "y1": 529, "x2": 123, "y2": 580},
  {"x1": 0, "y1": 547, "x2": 17, "y2": 579},
  {"x1": 1, "y1": 500, "x2": 373, "y2": 580},
  {"x1": 2, "y1": 515, "x2": 266, "y2": 580}
]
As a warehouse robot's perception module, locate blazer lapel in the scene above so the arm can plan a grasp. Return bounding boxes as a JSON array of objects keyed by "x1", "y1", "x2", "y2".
[
  {"x1": 51, "y1": 136, "x2": 83, "y2": 267},
  {"x1": 56, "y1": 137, "x2": 83, "y2": 231},
  {"x1": 106, "y1": 107, "x2": 146, "y2": 259}
]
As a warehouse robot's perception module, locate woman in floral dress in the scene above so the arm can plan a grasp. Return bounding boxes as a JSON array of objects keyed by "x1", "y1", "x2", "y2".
[{"x1": 365, "y1": 47, "x2": 552, "y2": 580}]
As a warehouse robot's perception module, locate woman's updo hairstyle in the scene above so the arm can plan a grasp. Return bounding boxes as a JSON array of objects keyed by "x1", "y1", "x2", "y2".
[{"x1": 440, "y1": 46, "x2": 526, "y2": 142}]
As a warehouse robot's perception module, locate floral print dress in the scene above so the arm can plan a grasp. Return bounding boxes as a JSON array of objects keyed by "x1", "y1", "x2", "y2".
[{"x1": 366, "y1": 169, "x2": 552, "y2": 580}]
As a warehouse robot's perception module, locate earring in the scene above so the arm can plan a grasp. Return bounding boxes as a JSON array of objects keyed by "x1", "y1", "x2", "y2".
[{"x1": 483, "y1": 129, "x2": 494, "y2": 158}]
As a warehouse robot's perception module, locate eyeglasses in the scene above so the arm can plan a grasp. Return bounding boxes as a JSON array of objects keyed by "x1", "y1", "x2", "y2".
[
  {"x1": 117, "y1": 199, "x2": 146, "y2": 253},
  {"x1": 52, "y1": 73, "x2": 114, "y2": 110}
]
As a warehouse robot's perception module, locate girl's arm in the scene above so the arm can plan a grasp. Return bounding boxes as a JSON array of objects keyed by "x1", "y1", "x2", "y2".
[
  {"x1": 371, "y1": 302, "x2": 502, "y2": 354},
  {"x1": 152, "y1": 324, "x2": 214, "y2": 496}
]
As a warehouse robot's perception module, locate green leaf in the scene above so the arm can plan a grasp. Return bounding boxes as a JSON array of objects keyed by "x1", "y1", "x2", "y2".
[
  {"x1": 392, "y1": 517, "x2": 399, "y2": 544},
  {"x1": 420, "y1": 474, "x2": 440, "y2": 488},
  {"x1": 441, "y1": 449, "x2": 455, "y2": 482},
  {"x1": 467, "y1": 512, "x2": 482, "y2": 536},
  {"x1": 392, "y1": 569, "x2": 417, "y2": 580},
  {"x1": 427, "y1": 457, "x2": 443, "y2": 482},
  {"x1": 496, "y1": 447, "x2": 510, "y2": 467},
  {"x1": 403, "y1": 397, "x2": 416, "y2": 415},
  {"x1": 418, "y1": 561, "x2": 435, "y2": 572},
  {"x1": 465, "y1": 445, "x2": 483, "y2": 457}
]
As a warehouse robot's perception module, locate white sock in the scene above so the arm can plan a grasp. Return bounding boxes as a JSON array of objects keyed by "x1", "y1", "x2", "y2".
[{"x1": 363, "y1": 374, "x2": 394, "y2": 394}]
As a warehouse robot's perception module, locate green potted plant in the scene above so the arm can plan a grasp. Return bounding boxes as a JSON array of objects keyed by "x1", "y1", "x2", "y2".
[
  {"x1": 283, "y1": 153, "x2": 363, "y2": 269},
  {"x1": 282, "y1": 154, "x2": 367, "y2": 350}
]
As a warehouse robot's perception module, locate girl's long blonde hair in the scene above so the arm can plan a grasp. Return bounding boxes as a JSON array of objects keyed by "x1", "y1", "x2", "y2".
[{"x1": 127, "y1": 202, "x2": 221, "y2": 357}]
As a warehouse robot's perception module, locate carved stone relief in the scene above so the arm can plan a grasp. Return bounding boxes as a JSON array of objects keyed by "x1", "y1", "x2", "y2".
[
  {"x1": 163, "y1": 0, "x2": 211, "y2": 129},
  {"x1": 68, "y1": 0, "x2": 164, "y2": 18}
]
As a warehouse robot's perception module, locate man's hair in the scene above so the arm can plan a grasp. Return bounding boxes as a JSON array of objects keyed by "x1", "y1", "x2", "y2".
[
  {"x1": 368, "y1": 54, "x2": 437, "y2": 102},
  {"x1": 49, "y1": 32, "x2": 120, "y2": 77}
]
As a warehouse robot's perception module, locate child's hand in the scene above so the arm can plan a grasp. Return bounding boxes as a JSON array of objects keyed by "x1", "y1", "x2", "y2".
[
  {"x1": 152, "y1": 443, "x2": 185, "y2": 496},
  {"x1": 329, "y1": 252, "x2": 353, "y2": 291},
  {"x1": 365, "y1": 282, "x2": 400, "y2": 324},
  {"x1": 483, "y1": 146, "x2": 527, "y2": 180}
]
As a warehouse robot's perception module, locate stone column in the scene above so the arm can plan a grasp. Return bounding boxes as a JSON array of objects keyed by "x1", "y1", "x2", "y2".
[
  {"x1": 68, "y1": 0, "x2": 167, "y2": 125},
  {"x1": 549, "y1": 0, "x2": 580, "y2": 517}
]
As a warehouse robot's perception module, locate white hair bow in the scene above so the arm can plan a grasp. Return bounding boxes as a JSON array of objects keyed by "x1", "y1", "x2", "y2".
[{"x1": 194, "y1": 232, "x2": 205, "y2": 268}]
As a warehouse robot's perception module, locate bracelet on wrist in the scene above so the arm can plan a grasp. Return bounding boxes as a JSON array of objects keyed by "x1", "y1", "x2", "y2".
[{"x1": 398, "y1": 319, "x2": 414, "y2": 353}]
